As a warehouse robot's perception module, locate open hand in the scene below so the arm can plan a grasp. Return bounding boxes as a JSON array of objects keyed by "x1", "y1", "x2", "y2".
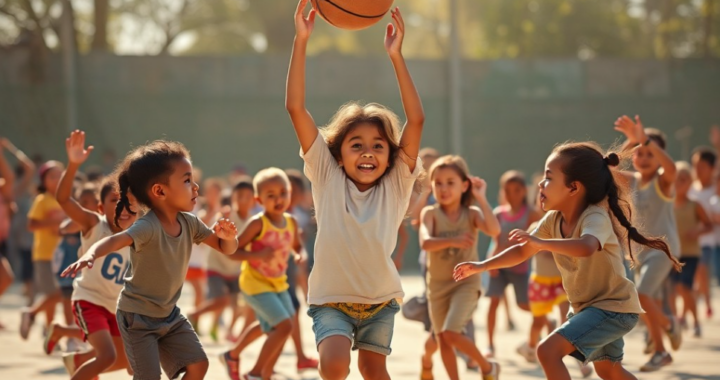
[
  {"x1": 453, "y1": 262, "x2": 484, "y2": 282},
  {"x1": 384, "y1": 7, "x2": 405, "y2": 57},
  {"x1": 509, "y1": 229, "x2": 543, "y2": 251},
  {"x1": 614, "y1": 115, "x2": 647, "y2": 145},
  {"x1": 295, "y1": 0, "x2": 316, "y2": 40},
  {"x1": 65, "y1": 130, "x2": 94, "y2": 165},
  {"x1": 213, "y1": 218, "x2": 238, "y2": 241},
  {"x1": 61, "y1": 255, "x2": 95, "y2": 278}
]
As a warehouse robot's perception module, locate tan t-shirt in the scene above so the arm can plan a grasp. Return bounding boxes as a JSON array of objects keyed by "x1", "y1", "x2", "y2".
[
  {"x1": 532, "y1": 205, "x2": 643, "y2": 314},
  {"x1": 301, "y1": 133, "x2": 421, "y2": 305}
]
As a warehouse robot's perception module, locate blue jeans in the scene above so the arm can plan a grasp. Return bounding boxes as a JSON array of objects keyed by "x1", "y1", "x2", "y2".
[{"x1": 556, "y1": 307, "x2": 639, "y2": 364}]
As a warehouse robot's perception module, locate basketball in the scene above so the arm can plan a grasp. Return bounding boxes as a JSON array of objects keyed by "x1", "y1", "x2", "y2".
[{"x1": 311, "y1": 0, "x2": 394, "y2": 30}]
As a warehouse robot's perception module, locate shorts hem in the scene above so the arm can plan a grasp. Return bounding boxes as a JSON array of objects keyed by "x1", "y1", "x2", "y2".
[
  {"x1": 167, "y1": 356, "x2": 208, "y2": 379},
  {"x1": 556, "y1": 328, "x2": 591, "y2": 363},
  {"x1": 354, "y1": 341, "x2": 392, "y2": 356},
  {"x1": 316, "y1": 330, "x2": 353, "y2": 349},
  {"x1": 592, "y1": 354, "x2": 623, "y2": 364}
]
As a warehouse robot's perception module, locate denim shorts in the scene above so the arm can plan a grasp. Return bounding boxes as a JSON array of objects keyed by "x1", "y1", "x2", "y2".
[
  {"x1": 307, "y1": 299, "x2": 400, "y2": 356},
  {"x1": 556, "y1": 307, "x2": 638, "y2": 364},
  {"x1": 243, "y1": 291, "x2": 295, "y2": 333}
]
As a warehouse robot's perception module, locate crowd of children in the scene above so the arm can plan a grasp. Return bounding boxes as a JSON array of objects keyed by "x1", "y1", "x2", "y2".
[{"x1": 1, "y1": 1, "x2": 720, "y2": 379}]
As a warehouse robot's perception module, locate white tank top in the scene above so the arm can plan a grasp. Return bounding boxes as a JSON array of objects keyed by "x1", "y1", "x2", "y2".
[{"x1": 72, "y1": 216, "x2": 131, "y2": 313}]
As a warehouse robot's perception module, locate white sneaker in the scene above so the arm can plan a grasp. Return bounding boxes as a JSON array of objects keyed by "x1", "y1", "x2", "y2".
[
  {"x1": 483, "y1": 347, "x2": 495, "y2": 359},
  {"x1": 482, "y1": 361, "x2": 500, "y2": 380},
  {"x1": 665, "y1": 318, "x2": 683, "y2": 351},
  {"x1": 640, "y1": 352, "x2": 673, "y2": 372},
  {"x1": 66, "y1": 338, "x2": 82, "y2": 353},
  {"x1": 516, "y1": 343, "x2": 537, "y2": 363}
]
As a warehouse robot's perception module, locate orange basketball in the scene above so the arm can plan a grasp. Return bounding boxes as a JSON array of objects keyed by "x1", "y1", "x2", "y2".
[{"x1": 311, "y1": 0, "x2": 394, "y2": 30}]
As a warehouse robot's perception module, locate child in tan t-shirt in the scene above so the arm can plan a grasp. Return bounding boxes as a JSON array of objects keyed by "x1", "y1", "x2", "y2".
[{"x1": 455, "y1": 142, "x2": 680, "y2": 380}]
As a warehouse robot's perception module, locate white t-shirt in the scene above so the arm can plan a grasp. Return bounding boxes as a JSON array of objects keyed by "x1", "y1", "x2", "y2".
[
  {"x1": 72, "y1": 216, "x2": 131, "y2": 313},
  {"x1": 301, "y1": 133, "x2": 421, "y2": 305},
  {"x1": 206, "y1": 212, "x2": 247, "y2": 277},
  {"x1": 689, "y1": 184, "x2": 717, "y2": 247}
]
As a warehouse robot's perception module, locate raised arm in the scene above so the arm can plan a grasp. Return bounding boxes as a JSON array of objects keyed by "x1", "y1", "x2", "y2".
[
  {"x1": 2, "y1": 139, "x2": 36, "y2": 199},
  {"x1": 57, "y1": 131, "x2": 100, "y2": 234},
  {"x1": 614, "y1": 115, "x2": 676, "y2": 194},
  {"x1": 285, "y1": 0, "x2": 319, "y2": 154},
  {"x1": 0, "y1": 140, "x2": 15, "y2": 200},
  {"x1": 386, "y1": 8, "x2": 424, "y2": 171},
  {"x1": 469, "y1": 176, "x2": 501, "y2": 237},
  {"x1": 61, "y1": 232, "x2": 133, "y2": 277}
]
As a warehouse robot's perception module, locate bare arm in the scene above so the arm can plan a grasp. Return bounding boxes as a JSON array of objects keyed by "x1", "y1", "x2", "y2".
[
  {"x1": 1, "y1": 138, "x2": 34, "y2": 199},
  {"x1": 453, "y1": 243, "x2": 536, "y2": 281},
  {"x1": 386, "y1": 8, "x2": 424, "y2": 170},
  {"x1": 202, "y1": 218, "x2": 239, "y2": 255},
  {"x1": 227, "y1": 218, "x2": 271, "y2": 261},
  {"x1": 285, "y1": 0, "x2": 319, "y2": 154},
  {"x1": 61, "y1": 232, "x2": 134, "y2": 277},
  {"x1": 0, "y1": 142, "x2": 14, "y2": 200},
  {"x1": 419, "y1": 207, "x2": 473, "y2": 251}
]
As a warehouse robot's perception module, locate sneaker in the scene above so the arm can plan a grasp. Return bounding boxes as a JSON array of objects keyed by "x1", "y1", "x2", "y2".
[
  {"x1": 19, "y1": 310, "x2": 34, "y2": 340},
  {"x1": 297, "y1": 357, "x2": 319, "y2": 372},
  {"x1": 62, "y1": 353, "x2": 77, "y2": 375},
  {"x1": 665, "y1": 318, "x2": 683, "y2": 351},
  {"x1": 577, "y1": 361, "x2": 593, "y2": 378},
  {"x1": 219, "y1": 351, "x2": 240, "y2": 380},
  {"x1": 43, "y1": 323, "x2": 59, "y2": 355},
  {"x1": 640, "y1": 352, "x2": 673, "y2": 372},
  {"x1": 482, "y1": 361, "x2": 500, "y2": 380},
  {"x1": 516, "y1": 343, "x2": 537, "y2": 363},
  {"x1": 694, "y1": 325, "x2": 702, "y2": 338},
  {"x1": 66, "y1": 337, "x2": 82, "y2": 353}
]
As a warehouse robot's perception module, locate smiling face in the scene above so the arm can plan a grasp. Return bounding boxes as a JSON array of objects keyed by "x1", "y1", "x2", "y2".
[
  {"x1": 632, "y1": 145, "x2": 661, "y2": 178},
  {"x1": 256, "y1": 178, "x2": 291, "y2": 218},
  {"x1": 431, "y1": 166, "x2": 468, "y2": 207},
  {"x1": 338, "y1": 123, "x2": 391, "y2": 192}
]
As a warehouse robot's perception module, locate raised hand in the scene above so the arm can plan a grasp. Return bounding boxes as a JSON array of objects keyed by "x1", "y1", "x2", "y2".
[
  {"x1": 453, "y1": 262, "x2": 484, "y2": 282},
  {"x1": 384, "y1": 7, "x2": 405, "y2": 57},
  {"x1": 295, "y1": 0, "x2": 316, "y2": 40},
  {"x1": 65, "y1": 130, "x2": 94, "y2": 165},
  {"x1": 213, "y1": 218, "x2": 238, "y2": 241},
  {"x1": 614, "y1": 115, "x2": 647, "y2": 145},
  {"x1": 470, "y1": 176, "x2": 488, "y2": 201},
  {"x1": 61, "y1": 255, "x2": 95, "y2": 278}
]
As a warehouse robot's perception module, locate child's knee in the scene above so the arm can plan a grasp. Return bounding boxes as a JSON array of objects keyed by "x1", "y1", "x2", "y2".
[
  {"x1": 274, "y1": 319, "x2": 293, "y2": 335},
  {"x1": 95, "y1": 347, "x2": 118, "y2": 368},
  {"x1": 319, "y1": 357, "x2": 350, "y2": 380},
  {"x1": 536, "y1": 339, "x2": 562, "y2": 363},
  {"x1": 358, "y1": 361, "x2": 388, "y2": 380},
  {"x1": 186, "y1": 359, "x2": 209, "y2": 375},
  {"x1": 437, "y1": 331, "x2": 459, "y2": 346}
]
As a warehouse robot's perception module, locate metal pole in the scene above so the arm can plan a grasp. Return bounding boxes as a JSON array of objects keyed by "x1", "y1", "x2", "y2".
[
  {"x1": 448, "y1": 0, "x2": 462, "y2": 155},
  {"x1": 61, "y1": 0, "x2": 77, "y2": 131}
]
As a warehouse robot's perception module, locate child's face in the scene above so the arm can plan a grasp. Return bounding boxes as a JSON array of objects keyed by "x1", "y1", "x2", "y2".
[
  {"x1": 43, "y1": 167, "x2": 63, "y2": 194},
  {"x1": 675, "y1": 171, "x2": 692, "y2": 197},
  {"x1": 632, "y1": 146, "x2": 661, "y2": 177},
  {"x1": 161, "y1": 158, "x2": 199, "y2": 212},
  {"x1": 431, "y1": 167, "x2": 468, "y2": 207},
  {"x1": 101, "y1": 191, "x2": 139, "y2": 231},
  {"x1": 503, "y1": 181, "x2": 527, "y2": 209},
  {"x1": 256, "y1": 179, "x2": 291, "y2": 216},
  {"x1": 78, "y1": 192, "x2": 100, "y2": 212},
  {"x1": 692, "y1": 154, "x2": 714, "y2": 186},
  {"x1": 232, "y1": 188, "x2": 255, "y2": 216},
  {"x1": 204, "y1": 182, "x2": 222, "y2": 206},
  {"x1": 538, "y1": 154, "x2": 573, "y2": 212},
  {"x1": 339, "y1": 123, "x2": 391, "y2": 191}
]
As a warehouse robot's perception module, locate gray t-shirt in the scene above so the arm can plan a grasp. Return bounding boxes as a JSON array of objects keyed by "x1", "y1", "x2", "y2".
[{"x1": 119, "y1": 210, "x2": 213, "y2": 317}]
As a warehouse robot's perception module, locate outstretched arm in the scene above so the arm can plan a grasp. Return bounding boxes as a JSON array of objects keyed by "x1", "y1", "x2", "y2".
[
  {"x1": 386, "y1": 8, "x2": 424, "y2": 171},
  {"x1": 286, "y1": 0, "x2": 319, "y2": 154},
  {"x1": 57, "y1": 131, "x2": 100, "y2": 234},
  {"x1": 62, "y1": 232, "x2": 133, "y2": 277}
]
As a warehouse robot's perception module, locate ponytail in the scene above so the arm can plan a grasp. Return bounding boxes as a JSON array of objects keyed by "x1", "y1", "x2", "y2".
[
  {"x1": 554, "y1": 144, "x2": 684, "y2": 272},
  {"x1": 114, "y1": 171, "x2": 136, "y2": 228}
]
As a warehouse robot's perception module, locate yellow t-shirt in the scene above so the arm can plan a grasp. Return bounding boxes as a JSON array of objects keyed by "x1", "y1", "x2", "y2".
[
  {"x1": 28, "y1": 193, "x2": 63, "y2": 262},
  {"x1": 532, "y1": 205, "x2": 643, "y2": 314},
  {"x1": 239, "y1": 214, "x2": 295, "y2": 296}
]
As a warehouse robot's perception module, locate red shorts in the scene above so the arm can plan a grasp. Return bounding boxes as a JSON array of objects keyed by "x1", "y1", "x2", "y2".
[
  {"x1": 185, "y1": 267, "x2": 207, "y2": 281},
  {"x1": 73, "y1": 300, "x2": 121, "y2": 340}
]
